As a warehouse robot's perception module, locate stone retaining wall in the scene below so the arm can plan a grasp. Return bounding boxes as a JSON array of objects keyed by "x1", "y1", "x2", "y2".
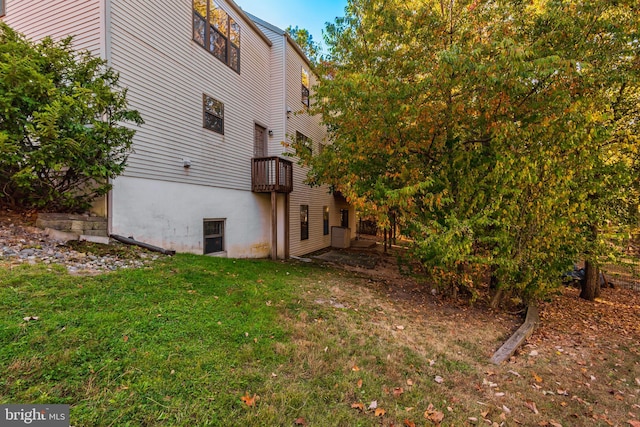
[{"x1": 36, "y1": 213, "x2": 107, "y2": 237}]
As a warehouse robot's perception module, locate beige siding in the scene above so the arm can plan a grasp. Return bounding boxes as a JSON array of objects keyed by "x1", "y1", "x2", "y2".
[
  {"x1": 252, "y1": 21, "x2": 287, "y2": 157},
  {"x1": 109, "y1": 0, "x2": 272, "y2": 191},
  {"x1": 1, "y1": 0, "x2": 103, "y2": 55},
  {"x1": 281, "y1": 41, "x2": 354, "y2": 256}
]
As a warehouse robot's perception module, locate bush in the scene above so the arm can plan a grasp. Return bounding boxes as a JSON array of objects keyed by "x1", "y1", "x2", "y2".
[{"x1": 0, "y1": 23, "x2": 143, "y2": 212}]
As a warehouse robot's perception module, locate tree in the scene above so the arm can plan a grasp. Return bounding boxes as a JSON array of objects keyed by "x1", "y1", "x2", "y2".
[
  {"x1": 296, "y1": 0, "x2": 640, "y2": 303},
  {"x1": 0, "y1": 23, "x2": 143, "y2": 213},
  {"x1": 286, "y1": 25, "x2": 322, "y2": 65}
]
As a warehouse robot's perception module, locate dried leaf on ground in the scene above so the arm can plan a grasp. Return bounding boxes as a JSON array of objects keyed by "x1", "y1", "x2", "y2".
[
  {"x1": 374, "y1": 408, "x2": 386, "y2": 417},
  {"x1": 525, "y1": 400, "x2": 539, "y2": 414},
  {"x1": 357, "y1": 378, "x2": 362, "y2": 388},
  {"x1": 627, "y1": 421, "x2": 640, "y2": 427},
  {"x1": 424, "y1": 403, "x2": 445, "y2": 424},
  {"x1": 293, "y1": 417, "x2": 307, "y2": 425},
  {"x1": 368, "y1": 400, "x2": 378, "y2": 410},
  {"x1": 434, "y1": 375, "x2": 444, "y2": 384},
  {"x1": 351, "y1": 365, "x2": 360, "y2": 372},
  {"x1": 393, "y1": 387, "x2": 404, "y2": 397},
  {"x1": 351, "y1": 402, "x2": 364, "y2": 411},
  {"x1": 404, "y1": 419, "x2": 416, "y2": 427},
  {"x1": 240, "y1": 392, "x2": 258, "y2": 407}
]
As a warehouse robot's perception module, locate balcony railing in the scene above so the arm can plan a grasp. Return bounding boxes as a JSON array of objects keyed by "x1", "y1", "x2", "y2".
[{"x1": 252, "y1": 156, "x2": 293, "y2": 193}]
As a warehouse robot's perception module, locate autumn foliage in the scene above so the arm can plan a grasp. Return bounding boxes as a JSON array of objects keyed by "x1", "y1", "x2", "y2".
[{"x1": 297, "y1": 0, "x2": 640, "y2": 303}]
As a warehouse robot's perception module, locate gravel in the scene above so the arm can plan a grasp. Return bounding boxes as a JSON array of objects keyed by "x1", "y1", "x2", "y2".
[{"x1": 0, "y1": 216, "x2": 160, "y2": 275}]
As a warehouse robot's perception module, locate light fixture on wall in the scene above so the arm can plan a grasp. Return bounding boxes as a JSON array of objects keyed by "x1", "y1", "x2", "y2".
[
  {"x1": 183, "y1": 158, "x2": 192, "y2": 168},
  {"x1": 268, "y1": 129, "x2": 273, "y2": 137},
  {"x1": 286, "y1": 106, "x2": 292, "y2": 118}
]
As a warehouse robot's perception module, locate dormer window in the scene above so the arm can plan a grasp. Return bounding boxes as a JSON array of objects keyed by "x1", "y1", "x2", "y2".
[{"x1": 193, "y1": 0, "x2": 241, "y2": 73}]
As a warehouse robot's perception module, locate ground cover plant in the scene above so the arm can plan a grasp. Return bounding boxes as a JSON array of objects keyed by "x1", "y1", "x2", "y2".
[{"x1": 1, "y1": 252, "x2": 639, "y2": 426}]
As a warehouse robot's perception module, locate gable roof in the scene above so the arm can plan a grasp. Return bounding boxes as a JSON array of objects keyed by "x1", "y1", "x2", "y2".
[
  {"x1": 243, "y1": 11, "x2": 314, "y2": 70},
  {"x1": 225, "y1": 0, "x2": 272, "y2": 47}
]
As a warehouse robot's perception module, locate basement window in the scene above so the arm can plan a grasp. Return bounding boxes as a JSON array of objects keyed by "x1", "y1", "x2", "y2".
[{"x1": 204, "y1": 219, "x2": 225, "y2": 254}]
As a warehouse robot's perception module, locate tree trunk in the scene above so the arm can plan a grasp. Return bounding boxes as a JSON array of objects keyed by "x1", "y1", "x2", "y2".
[{"x1": 580, "y1": 260, "x2": 601, "y2": 301}]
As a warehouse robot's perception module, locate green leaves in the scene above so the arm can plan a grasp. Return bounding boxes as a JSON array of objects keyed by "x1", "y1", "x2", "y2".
[
  {"x1": 0, "y1": 22, "x2": 143, "y2": 212},
  {"x1": 307, "y1": 0, "x2": 640, "y2": 302}
]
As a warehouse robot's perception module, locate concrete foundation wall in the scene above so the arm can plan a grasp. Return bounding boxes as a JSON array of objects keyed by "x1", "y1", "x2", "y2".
[{"x1": 110, "y1": 176, "x2": 273, "y2": 257}]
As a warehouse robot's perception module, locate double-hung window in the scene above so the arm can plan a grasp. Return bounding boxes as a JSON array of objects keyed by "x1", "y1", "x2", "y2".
[{"x1": 203, "y1": 94, "x2": 224, "y2": 134}]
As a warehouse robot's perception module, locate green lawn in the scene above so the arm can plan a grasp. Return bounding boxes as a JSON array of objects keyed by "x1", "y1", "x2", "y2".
[{"x1": 2, "y1": 254, "x2": 636, "y2": 426}]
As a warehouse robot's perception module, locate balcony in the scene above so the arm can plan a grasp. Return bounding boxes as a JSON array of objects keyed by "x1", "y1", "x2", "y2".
[{"x1": 251, "y1": 156, "x2": 293, "y2": 193}]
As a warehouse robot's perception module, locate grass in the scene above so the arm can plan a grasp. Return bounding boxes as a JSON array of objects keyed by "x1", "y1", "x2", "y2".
[{"x1": 1, "y1": 253, "x2": 637, "y2": 426}]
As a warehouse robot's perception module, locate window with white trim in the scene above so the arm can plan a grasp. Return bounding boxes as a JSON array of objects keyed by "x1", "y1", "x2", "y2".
[{"x1": 301, "y1": 67, "x2": 310, "y2": 107}]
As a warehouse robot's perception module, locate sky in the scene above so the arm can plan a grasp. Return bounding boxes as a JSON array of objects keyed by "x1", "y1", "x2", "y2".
[{"x1": 237, "y1": 0, "x2": 348, "y2": 48}]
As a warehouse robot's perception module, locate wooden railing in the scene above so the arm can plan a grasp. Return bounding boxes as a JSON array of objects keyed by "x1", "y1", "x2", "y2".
[{"x1": 251, "y1": 157, "x2": 293, "y2": 193}]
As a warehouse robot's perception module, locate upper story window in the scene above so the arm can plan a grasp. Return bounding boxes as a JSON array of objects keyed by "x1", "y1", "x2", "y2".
[
  {"x1": 1, "y1": 0, "x2": 5, "y2": 16},
  {"x1": 296, "y1": 131, "x2": 312, "y2": 156},
  {"x1": 193, "y1": 0, "x2": 240, "y2": 73},
  {"x1": 203, "y1": 94, "x2": 224, "y2": 134},
  {"x1": 301, "y1": 67, "x2": 310, "y2": 107}
]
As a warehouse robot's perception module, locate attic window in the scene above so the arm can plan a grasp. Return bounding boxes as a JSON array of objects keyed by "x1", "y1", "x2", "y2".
[
  {"x1": 193, "y1": 0, "x2": 241, "y2": 73},
  {"x1": 203, "y1": 94, "x2": 224, "y2": 134},
  {"x1": 301, "y1": 67, "x2": 310, "y2": 107}
]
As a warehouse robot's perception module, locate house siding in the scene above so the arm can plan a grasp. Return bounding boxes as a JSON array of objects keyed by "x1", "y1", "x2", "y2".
[
  {"x1": 109, "y1": 0, "x2": 272, "y2": 191},
  {"x1": 1, "y1": 0, "x2": 103, "y2": 55},
  {"x1": 4, "y1": 0, "x2": 354, "y2": 258}
]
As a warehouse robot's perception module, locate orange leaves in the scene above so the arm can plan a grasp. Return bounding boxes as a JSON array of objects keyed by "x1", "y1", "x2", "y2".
[
  {"x1": 424, "y1": 403, "x2": 445, "y2": 425},
  {"x1": 374, "y1": 408, "x2": 387, "y2": 417},
  {"x1": 240, "y1": 392, "x2": 258, "y2": 407},
  {"x1": 351, "y1": 402, "x2": 365, "y2": 411}
]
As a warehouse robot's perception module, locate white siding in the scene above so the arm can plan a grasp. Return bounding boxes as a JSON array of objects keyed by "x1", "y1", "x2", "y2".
[
  {"x1": 109, "y1": 0, "x2": 272, "y2": 190},
  {"x1": 1, "y1": 0, "x2": 103, "y2": 55}
]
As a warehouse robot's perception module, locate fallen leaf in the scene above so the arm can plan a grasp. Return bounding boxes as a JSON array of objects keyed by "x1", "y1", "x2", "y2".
[
  {"x1": 525, "y1": 400, "x2": 539, "y2": 414},
  {"x1": 635, "y1": 378, "x2": 640, "y2": 386},
  {"x1": 532, "y1": 372, "x2": 543, "y2": 383},
  {"x1": 508, "y1": 370, "x2": 521, "y2": 377},
  {"x1": 351, "y1": 402, "x2": 364, "y2": 411},
  {"x1": 396, "y1": 325, "x2": 405, "y2": 330},
  {"x1": 293, "y1": 417, "x2": 307, "y2": 426},
  {"x1": 424, "y1": 404, "x2": 445, "y2": 424},
  {"x1": 187, "y1": 290, "x2": 197, "y2": 294},
  {"x1": 123, "y1": 335, "x2": 129, "y2": 342},
  {"x1": 368, "y1": 400, "x2": 378, "y2": 410},
  {"x1": 374, "y1": 408, "x2": 386, "y2": 417},
  {"x1": 393, "y1": 387, "x2": 404, "y2": 397},
  {"x1": 241, "y1": 392, "x2": 257, "y2": 407},
  {"x1": 404, "y1": 419, "x2": 416, "y2": 427},
  {"x1": 351, "y1": 365, "x2": 360, "y2": 372},
  {"x1": 434, "y1": 375, "x2": 444, "y2": 384},
  {"x1": 429, "y1": 359, "x2": 436, "y2": 366},
  {"x1": 23, "y1": 316, "x2": 39, "y2": 322},
  {"x1": 481, "y1": 410, "x2": 490, "y2": 418},
  {"x1": 627, "y1": 421, "x2": 640, "y2": 427},
  {"x1": 549, "y1": 421, "x2": 562, "y2": 427},
  {"x1": 406, "y1": 378, "x2": 414, "y2": 386},
  {"x1": 502, "y1": 405, "x2": 511, "y2": 414},
  {"x1": 357, "y1": 379, "x2": 363, "y2": 388},
  {"x1": 495, "y1": 392, "x2": 505, "y2": 397}
]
